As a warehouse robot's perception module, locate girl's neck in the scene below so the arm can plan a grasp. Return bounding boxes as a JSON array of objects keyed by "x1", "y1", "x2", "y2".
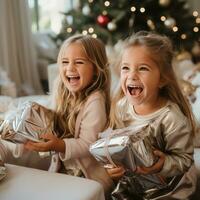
[{"x1": 133, "y1": 97, "x2": 167, "y2": 115}]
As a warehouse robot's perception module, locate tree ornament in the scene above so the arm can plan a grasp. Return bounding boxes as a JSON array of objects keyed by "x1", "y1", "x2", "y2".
[
  {"x1": 164, "y1": 17, "x2": 176, "y2": 28},
  {"x1": 97, "y1": 15, "x2": 110, "y2": 26},
  {"x1": 82, "y1": 5, "x2": 90, "y2": 15},
  {"x1": 147, "y1": 19, "x2": 155, "y2": 30},
  {"x1": 159, "y1": 0, "x2": 171, "y2": 7},
  {"x1": 107, "y1": 21, "x2": 117, "y2": 31}
]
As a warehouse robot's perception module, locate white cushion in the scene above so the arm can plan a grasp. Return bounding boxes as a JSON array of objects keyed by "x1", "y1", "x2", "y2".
[{"x1": 0, "y1": 164, "x2": 105, "y2": 200}]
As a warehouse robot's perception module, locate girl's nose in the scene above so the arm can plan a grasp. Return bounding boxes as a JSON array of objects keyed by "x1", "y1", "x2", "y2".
[
  {"x1": 128, "y1": 70, "x2": 138, "y2": 80},
  {"x1": 67, "y1": 62, "x2": 76, "y2": 71}
]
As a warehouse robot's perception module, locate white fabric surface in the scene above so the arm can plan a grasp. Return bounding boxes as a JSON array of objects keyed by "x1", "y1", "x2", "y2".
[{"x1": 0, "y1": 164, "x2": 105, "y2": 200}]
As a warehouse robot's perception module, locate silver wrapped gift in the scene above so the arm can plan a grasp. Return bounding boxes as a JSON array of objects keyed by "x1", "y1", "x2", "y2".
[
  {"x1": 0, "y1": 101, "x2": 54, "y2": 144},
  {"x1": 90, "y1": 124, "x2": 167, "y2": 192},
  {"x1": 90, "y1": 124, "x2": 156, "y2": 171}
]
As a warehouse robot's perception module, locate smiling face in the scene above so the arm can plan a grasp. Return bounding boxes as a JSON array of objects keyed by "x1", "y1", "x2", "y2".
[
  {"x1": 59, "y1": 42, "x2": 94, "y2": 94},
  {"x1": 120, "y1": 45, "x2": 163, "y2": 114}
]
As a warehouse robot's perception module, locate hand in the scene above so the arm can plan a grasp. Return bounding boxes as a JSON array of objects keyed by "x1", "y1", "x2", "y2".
[
  {"x1": 135, "y1": 150, "x2": 165, "y2": 175},
  {"x1": 24, "y1": 133, "x2": 65, "y2": 153},
  {"x1": 105, "y1": 165, "x2": 125, "y2": 180}
]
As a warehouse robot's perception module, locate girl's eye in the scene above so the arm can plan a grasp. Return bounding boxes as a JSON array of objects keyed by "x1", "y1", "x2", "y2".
[
  {"x1": 121, "y1": 66, "x2": 129, "y2": 71},
  {"x1": 62, "y1": 61, "x2": 69, "y2": 64},
  {"x1": 139, "y1": 65, "x2": 149, "y2": 71},
  {"x1": 76, "y1": 61, "x2": 84, "y2": 64}
]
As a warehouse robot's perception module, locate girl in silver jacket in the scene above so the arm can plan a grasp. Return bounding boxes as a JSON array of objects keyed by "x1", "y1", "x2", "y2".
[{"x1": 107, "y1": 31, "x2": 197, "y2": 200}]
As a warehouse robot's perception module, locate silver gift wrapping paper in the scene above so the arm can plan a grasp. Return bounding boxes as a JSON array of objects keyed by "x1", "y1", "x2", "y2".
[
  {"x1": 0, "y1": 101, "x2": 54, "y2": 144},
  {"x1": 90, "y1": 124, "x2": 167, "y2": 192},
  {"x1": 89, "y1": 124, "x2": 156, "y2": 171}
]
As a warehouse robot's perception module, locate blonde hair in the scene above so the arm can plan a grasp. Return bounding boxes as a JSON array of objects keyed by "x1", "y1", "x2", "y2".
[
  {"x1": 110, "y1": 31, "x2": 195, "y2": 135},
  {"x1": 54, "y1": 35, "x2": 110, "y2": 137}
]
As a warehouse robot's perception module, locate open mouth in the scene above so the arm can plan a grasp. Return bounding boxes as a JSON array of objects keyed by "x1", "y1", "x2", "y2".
[
  {"x1": 67, "y1": 75, "x2": 80, "y2": 83},
  {"x1": 127, "y1": 85, "x2": 143, "y2": 96}
]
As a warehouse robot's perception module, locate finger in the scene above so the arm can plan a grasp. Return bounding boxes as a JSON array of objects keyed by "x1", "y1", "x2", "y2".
[
  {"x1": 39, "y1": 133, "x2": 54, "y2": 140},
  {"x1": 110, "y1": 172, "x2": 124, "y2": 179},
  {"x1": 24, "y1": 141, "x2": 38, "y2": 149},
  {"x1": 136, "y1": 150, "x2": 165, "y2": 175},
  {"x1": 136, "y1": 158, "x2": 165, "y2": 175},
  {"x1": 107, "y1": 167, "x2": 125, "y2": 177},
  {"x1": 107, "y1": 169, "x2": 125, "y2": 179},
  {"x1": 136, "y1": 160, "x2": 163, "y2": 174},
  {"x1": 24, "y1": 142, "x2": 38, "y2": 151},
  {"x1": 25, "y1": 141, "x2": 50, "y2": 152},
  {"x1": 153, "y1": 150, "x2": 165, "y2": 159},
  {"x1": 107, "y1": 167, "x2": 125, "y2": 174}
]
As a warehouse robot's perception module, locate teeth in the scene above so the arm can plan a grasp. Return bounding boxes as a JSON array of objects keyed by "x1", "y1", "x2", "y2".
[
  {"x1": 67, "y1": 75, "x2": 80, "y2": 82},
  {"x1": 128, "y1": 85, "x2": 142, "y2": 89},
  {"x1": 67, "y1": 75, "x2": 79, "y2": 78},
  {"x1": 127, "y1": 85, "x2": 143, "y2": 96}
]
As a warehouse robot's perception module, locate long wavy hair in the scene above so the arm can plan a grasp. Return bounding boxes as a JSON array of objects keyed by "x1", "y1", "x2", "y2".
[
  {"x1": 110, "y1": 31, "x2": 195, "y2": 135},
  {"x1": 54, "y1": 35, "x2": 110, "y2": 137}
]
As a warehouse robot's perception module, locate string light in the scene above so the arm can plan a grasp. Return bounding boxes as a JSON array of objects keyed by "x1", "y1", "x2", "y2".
[
  {"x1": 82, "y1": 30, "x2": 88, "y2": 35},
  {"x1": 196, "y1": 17, "x2": 200, "y2": 24},
  {"x1": 66, "y1": 27, "x2": 72, "y2": 33},
  {"x1": 160, "y1": 16, "x2": 166, "y2": 21},
  {"x1": 181, "y1": 34, "x2": 187, "y2": 39},
  {"x1": 102, "y1": 10, "x2": 107, "y2": 15},
  {"x1": 140, "y1": 7, "x2": 145, "y2": 13},
  {"x1": 88, "y1": 27, "x2": 94, "y2": 33},
  {"x1": 92, "y1": 34, "x2": 97, "y2": 38},
  {"x1": 172, "y1": 26, "x2": 178, "y2": 32},
  {"x1": 193, "y1": 27, "x2": 199, "y2": 32},
  {"x1": 193, "y1": 11, "x2": 198, "y2": 17},
  {"x1": 104, "y1": 1, "x2": 110, "y2": 7},
  {"x1": 130, "y1": 6, "x2": 136, "y2": 12}
]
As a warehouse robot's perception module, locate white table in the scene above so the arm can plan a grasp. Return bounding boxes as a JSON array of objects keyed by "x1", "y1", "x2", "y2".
[{"x1": 0, "y1": 164, "x2": 105, "y2": 200}]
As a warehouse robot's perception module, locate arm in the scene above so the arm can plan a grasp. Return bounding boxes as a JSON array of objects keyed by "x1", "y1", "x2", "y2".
[
  {"x1": 24, "y1": 133, "x2": 65, "y2": 153},
  {"x1": 24, "y1": 93, "x2": 107, "y2": 158},
  {"x1": 158, "y1": 115, "x2": 194, "y2": 177},
  {"x1": 133, "y1": 106, "x2": 193, "y2": 177}
]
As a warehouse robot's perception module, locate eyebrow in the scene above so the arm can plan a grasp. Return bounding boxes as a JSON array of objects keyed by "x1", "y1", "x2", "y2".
[
  {"x1": 121, "y1": 62, "x2": 130, "y2": 65},
  {"x1": 62, "y1": 57, "x2": 88, "y2": 61}
]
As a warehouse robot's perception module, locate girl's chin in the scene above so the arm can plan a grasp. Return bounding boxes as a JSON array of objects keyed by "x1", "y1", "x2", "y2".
[
  {"x1": 67, "y1": 86, "x2": 81, "y2": 93},
  {"x1": 127, "y1": 96, "x2": 143, "y2": 105}
]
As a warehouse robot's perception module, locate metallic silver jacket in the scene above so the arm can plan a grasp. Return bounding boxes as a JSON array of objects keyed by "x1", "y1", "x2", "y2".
[{"x1": 116, "y1": 98, "x2": 197, "y2": 199}]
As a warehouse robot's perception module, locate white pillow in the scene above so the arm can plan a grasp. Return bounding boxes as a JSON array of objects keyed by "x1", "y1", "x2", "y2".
[{"x1": 0, "y1": 96, "x2": 13, "y2": 113}]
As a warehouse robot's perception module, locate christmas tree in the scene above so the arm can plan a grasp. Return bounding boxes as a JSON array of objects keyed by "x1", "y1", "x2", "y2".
[{"x1": 57, "y1": 0, "x2": 200, "y2": 51}]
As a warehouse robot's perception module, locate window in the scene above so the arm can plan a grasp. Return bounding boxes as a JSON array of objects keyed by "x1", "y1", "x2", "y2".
[{"x1": 28, "y1": 0, "x2": 75, "y2": 33}]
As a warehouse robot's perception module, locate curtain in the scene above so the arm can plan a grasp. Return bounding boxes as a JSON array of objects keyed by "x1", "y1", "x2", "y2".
[{"x1": 0, "y1": 0, "x2": 43, "y2": 95}]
